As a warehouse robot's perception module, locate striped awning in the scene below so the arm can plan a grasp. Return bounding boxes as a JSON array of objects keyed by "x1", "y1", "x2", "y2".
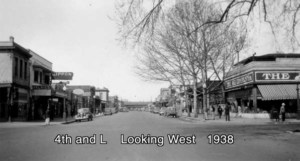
[{"x1": 258, "y1": 84, "x2": 299, "y2": 100}]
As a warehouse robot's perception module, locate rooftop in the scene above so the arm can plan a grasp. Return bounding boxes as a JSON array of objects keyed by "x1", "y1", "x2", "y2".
[
  {"x1": 226, "y1": 53, "x2": 300, "y2": 78},
  {"x1": 0, "y1": 37, "x2": 32, "y2": 58}
]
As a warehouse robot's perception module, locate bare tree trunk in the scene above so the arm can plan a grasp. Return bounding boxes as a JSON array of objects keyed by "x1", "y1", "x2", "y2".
[
  {"x1": 185, "y1": 89, "x2": 190, "y2": 117},
  {"x1": 193, "y1": 76, "x2": 198, "y2": 118},
  {"x1": 222, "y1": 54, "x2": 226, "y2": 103}
]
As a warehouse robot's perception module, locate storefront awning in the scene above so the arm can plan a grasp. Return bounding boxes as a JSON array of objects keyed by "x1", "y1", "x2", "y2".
[
  {"x1": 258, "y1": 85, "x2": 298, "y2": 100},
  {"x1": 0, "y1": 83, "x2": 11, "y2": 88}
]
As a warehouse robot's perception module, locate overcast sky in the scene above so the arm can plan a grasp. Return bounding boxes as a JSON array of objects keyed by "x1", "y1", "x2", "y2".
[{"x1": 0, "y1": 0, "x2": 296, "y2": 102}]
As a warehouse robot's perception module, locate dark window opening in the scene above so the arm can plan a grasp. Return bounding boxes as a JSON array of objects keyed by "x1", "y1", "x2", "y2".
[
  {"x1": 44, "y1": 74, "x2": 50, "y2": 85},
  {"x1": 24, "y1": 62, "x2": 27, "y2": 80},
  {"x1": 34, "y1": 71, "x2": 39, "y2": 82},
  {"x1": 14, "y1": 57, "x2": 18, "y2": 77},
  {"x1": 40, "y1": 72, "x2": 43, "y2": 84},
  {"x1": 19, "y1": 59, "x2": 23, "y2": 78}
]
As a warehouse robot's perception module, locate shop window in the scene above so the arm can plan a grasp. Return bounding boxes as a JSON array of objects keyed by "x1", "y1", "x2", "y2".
[
  {"x1": 19, "y1": 59, "x2": 23, "y2": 78},
  {"x1": 14, "y1": 57, "x2": 18, "y2": 77},
  {"x1": 34, "y1": 70, "x2": 39, "y2": 83},
  {"x1": 24, "y1": 62, "x2": 27, "y2": 80}
]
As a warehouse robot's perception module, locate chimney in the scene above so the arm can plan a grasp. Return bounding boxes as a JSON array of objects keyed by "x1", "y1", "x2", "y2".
[{"x1": 9, "y1": 36, "x2": 14, "y2": 42}]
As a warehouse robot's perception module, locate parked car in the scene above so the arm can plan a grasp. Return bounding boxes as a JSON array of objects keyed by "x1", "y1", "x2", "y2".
[
  {"x1": 159, "y1": 107, "x2": 166, "y2": 116},
  {"x1": 123, "y1": 107, "x2": 129, "y2": 112},
  {"x1": 111, "y1": 108, "x2": 117, "y2": 114},
  {"x1": 165, "y1": 107, "x2": 178, "y2": 117},
  {"x1": 75, "y1": 108, "x2": 93, "y2": 122},
  {"x1": 104, "y1": 108, "x2": 113, "y2": 115}
]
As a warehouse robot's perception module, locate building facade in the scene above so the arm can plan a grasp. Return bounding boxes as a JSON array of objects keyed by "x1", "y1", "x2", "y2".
[
  {"x1": 95, "y1": 87, "x2": 109, "y2": 112},
  {"x1": 67, "y1": 85, "x2": 96, "y2": 114},
  {"x1": 0, "y1": 37, "x2": 32, "y2": 121},
  {"x1": 224, "y1": 53, "x2": 300, "y2": 114}
]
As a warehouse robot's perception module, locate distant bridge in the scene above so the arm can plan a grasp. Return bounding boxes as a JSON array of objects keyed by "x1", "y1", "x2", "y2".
[{"x1": 123, "y1": 102, "x2": 151, "y2": 109}]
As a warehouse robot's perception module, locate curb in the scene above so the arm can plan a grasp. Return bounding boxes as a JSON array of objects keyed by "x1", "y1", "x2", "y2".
[
  {"x1": 61, "y1": 115, "x2": 103, "y2": 125},
  {"x1": 61, "y1": 120, "x2": 76, "y2": 124}
]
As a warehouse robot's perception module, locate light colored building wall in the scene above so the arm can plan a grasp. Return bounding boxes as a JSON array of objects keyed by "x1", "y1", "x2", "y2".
[
  {"x1": 29, "y1": 50, "x2": 52, "y2": 70},
  {"x1": 0, "y1": 53, "x2": 12, "y2": 83}
]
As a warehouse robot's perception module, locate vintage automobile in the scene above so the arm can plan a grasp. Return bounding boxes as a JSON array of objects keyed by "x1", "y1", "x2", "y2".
[
  {"x1": 159, "y1": 107, "x2": 167, "y2": 116},
  {"x1": 104, "y1": 108, "x2": 113, "y2": 115},
  {"x1": 75, "y1": 108, "x2": 93, "y2": 122},
  {"x1": 165, "y1": 107, "x2": 178, "y2": 117},
  {"x1": 123, "y1": 107, "x2": 129, "y2": 112},
  {"x1": 153, "y1": 107, "x2": 160, "y2": 114}
]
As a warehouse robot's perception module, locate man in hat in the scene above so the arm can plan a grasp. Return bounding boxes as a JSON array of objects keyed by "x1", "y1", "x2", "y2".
[{"x1": 280, "y1": 103, "x2": 286, "y2": 122}]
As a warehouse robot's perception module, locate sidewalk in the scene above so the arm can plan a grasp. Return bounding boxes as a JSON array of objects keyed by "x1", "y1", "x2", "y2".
[
  {"x1": 179, "y1": 112, "x2": 300, "y2": 125},
  {"x1": 0, "y1": 114, "x2": 104, "y2": 128}
]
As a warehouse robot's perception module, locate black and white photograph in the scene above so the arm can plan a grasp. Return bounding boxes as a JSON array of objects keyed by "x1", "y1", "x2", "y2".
[{"x1": 0, "y1": 0, "x2": 300, "y2": 160}]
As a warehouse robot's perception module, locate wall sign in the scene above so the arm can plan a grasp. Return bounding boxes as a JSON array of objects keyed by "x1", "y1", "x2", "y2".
[
  {"x1": 225, "y1": 72, "x2": 253, "y2": 89},
  {"x1": 32, "y1": 85, "x2": 51, "y2": 89},
  {"x1": 52, "y1": 72, "x2": 73, "y2": 80},
  {"x1": 32, "y1": 89, "x2": 51, "y2": 96},
  {"x1": 255, "y1": 71, "x2": 300, "y2": 82}
]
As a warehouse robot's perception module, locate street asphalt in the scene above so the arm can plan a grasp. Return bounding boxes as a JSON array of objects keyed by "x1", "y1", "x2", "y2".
[{"x1": 0, "y1": 111, "x2": 300, "y2": 161}]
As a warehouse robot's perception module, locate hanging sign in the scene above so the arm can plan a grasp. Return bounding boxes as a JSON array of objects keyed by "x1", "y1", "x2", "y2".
[
  {"x1": 52, "y1": 72, "x2": 73, "y2": 80},
  {"x1": 73, "y1": 89, "x2": 84, "y2": 95}
]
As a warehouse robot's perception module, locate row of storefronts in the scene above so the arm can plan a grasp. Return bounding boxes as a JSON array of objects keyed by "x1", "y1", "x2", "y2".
[
  {"x1": 154, "y1": 53, "x2": 300, "y2": 117},
  {"x1": 224, "y1": 53, "x2": 300, "y2": 114},
  {"x1": 0, "y1": 37, "x2": 110, "y2": 122}
]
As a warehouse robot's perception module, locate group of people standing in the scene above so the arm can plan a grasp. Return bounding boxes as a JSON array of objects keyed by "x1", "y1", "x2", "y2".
[
  {"x1": 210, "y1": 102, "x2": 286, "y2": 122},
  {"x1": 271, "y1": 103, "x2": 286, "y2": 122},
  {"x1": 209, "y1": 102, "x2": 241, "y2": 121}
]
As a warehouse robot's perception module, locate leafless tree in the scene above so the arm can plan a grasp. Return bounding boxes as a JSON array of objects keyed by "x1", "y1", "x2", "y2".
[
  {"x1": 115, "y1": 0, "x2": 300, "y2": 51},
  {"x1": 133, "y1": 0, "x2": 249, "y2": 118}
]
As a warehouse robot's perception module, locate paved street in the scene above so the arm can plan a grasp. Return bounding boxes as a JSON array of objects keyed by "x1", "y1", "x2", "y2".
[{"x1": 1, "y1": 111, "x2": 300, "y2": 161}]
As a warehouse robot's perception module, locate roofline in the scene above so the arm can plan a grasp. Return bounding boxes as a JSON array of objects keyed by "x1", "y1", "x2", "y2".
[
  {"x1": 0, "y1": 41, "x2": 32, "y2": 58},
  {"x1": 29, "y1": 49, "x2": 52, "y2": 64}
]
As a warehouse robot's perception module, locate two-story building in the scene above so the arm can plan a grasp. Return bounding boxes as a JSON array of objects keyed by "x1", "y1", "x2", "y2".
[
  {"x1": 29, "y1": 49, "x2": 54, "y2": 120},
  {"x1": 0, "y1": 37, "x2": 32, "y2": 121},
  {"x1": 95, "y1": 87, "x2": 109, "y2": 112}
]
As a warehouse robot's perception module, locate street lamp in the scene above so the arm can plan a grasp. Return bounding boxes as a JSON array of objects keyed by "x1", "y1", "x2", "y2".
[
  {"x1": 297, "y1": 85, "x2": 300, "y2": 120},
  {"x1": 296, "y1": 75, "x2": 300, "y2": 120},
  {"x1": 63, "y1": 85, "x2": 67, "y2": 123},
  {"x1": 203, "y1": 82, "x2": 207, "y2": 120},
  {"x1": 93, "y1": 95, "x2": 96, "y2": 115}
]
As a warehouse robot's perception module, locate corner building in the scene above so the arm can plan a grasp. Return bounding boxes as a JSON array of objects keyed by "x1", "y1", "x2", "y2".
[{"x1": 224, "y1": 53, "x2": 300, "y2": 114}]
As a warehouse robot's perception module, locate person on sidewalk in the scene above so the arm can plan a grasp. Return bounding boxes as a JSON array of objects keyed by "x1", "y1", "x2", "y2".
[
  {"x1": 225, "y1": 102, "x2": 231, "y2": 121},
  {"x1": 237, "y1": 106, "x2": 242, "y2": 118},
  {"x1": 218, "y1": 105, "x2": 223, "y2": 119},
  {"x1": 280, "y1": 103, "x2": 286, "y2": 122},
  {"x1": 45, "y1": 108, "x2": 50, "y2": 125},
  {"x1": 211, "y1": 105, "x2": 215, "y2": 120}
]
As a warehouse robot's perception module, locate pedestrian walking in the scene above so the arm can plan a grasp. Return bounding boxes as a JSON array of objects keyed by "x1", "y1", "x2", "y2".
[
  {"x1": 237, "y1": 106, "x2": 242, "y2": 118},
  {"x1": 225, "y1": 102, "x2": 231, "y2": 121},
  {"x1": 280, "y1": 103, "x2": 286, "y2": 122},
  {"x1": 211, "y1": 105, "x2": 215, "y2": 120},
  {"x1": 45, "y1": 108, "x2": 50, "y2": 125},
  {"x1": 218, "y1": 106, "x2": 223, "y2": 119}
]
